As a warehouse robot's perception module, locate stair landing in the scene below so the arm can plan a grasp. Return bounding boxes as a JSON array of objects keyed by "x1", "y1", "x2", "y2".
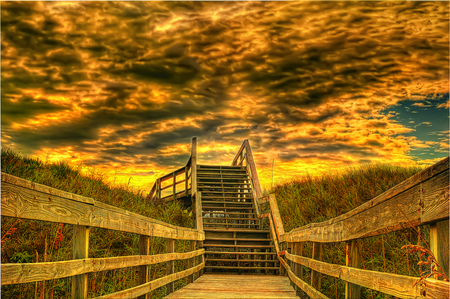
[{"x1": 165, "y1": 274, "x2": 297, "y2": 298}]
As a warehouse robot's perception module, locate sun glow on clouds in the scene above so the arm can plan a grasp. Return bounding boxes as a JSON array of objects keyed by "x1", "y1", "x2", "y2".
[{"x1": 1, "y1": 1, "x2": 448, "y2": 192}]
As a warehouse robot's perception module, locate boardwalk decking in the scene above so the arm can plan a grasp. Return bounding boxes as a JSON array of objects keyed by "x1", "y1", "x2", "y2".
[{"x1": 165, "y1": 274, "x2": 298, "y2": 298}]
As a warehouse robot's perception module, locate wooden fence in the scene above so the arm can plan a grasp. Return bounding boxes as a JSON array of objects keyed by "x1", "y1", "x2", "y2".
[
  {"x1": 148, "y1": 138, "x2": 197, "y2": 202},
  {"x1": 253, "y1": 154, "x2": 450, "y2": 299},
  {"x1": 1, "y1": 170, "x2": 205, "y2": 298}
]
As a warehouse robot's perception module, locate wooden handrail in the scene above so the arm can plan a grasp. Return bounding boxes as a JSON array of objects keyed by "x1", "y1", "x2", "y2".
[
  {"x1": 280, "y1": 157, "x2": 449, "y2": 243},
  {"x1": 2, "y1": 249, "x2": 205, "y2": 285},
  {"x1": 148, "y1": 138, "x2": 197, "y2": 201},
  {"x1": 1, "y1": 171, "x2": 205, "y2": 298},
  {"x1": 284, "y1": 251, "x2": 449, "y2": 299},
  {"x1": 260, "y1": 156, "x2": 450, "y2": 299},
  {"x1": 2, "y1": 173, "x2": 204, "y2": 241}
]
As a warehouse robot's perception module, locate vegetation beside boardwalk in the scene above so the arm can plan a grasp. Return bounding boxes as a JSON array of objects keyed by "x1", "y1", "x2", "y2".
[
  {"x1": 273, "y1": 163, "x2": 429, "y2": 299},
  {"x1": 1, "y1": 147, "x2": 193, "y2": 298}
]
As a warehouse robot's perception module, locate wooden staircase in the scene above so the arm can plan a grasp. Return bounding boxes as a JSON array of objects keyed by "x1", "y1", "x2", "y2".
[{"x1": 197, "y1": 164, "x2": 280, "y2": 274}]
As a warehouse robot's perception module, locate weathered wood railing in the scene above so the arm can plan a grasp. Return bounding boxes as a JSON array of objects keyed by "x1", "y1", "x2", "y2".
[
  {"x1": 258, "y1": 157, "x2": 450, "y2": 299},
  {"x1": 148, "y1": 137, "x2": 197, "y2": 202},
  {"x1": 1, "y1": 172, "x2": 205, "y2": 298}
]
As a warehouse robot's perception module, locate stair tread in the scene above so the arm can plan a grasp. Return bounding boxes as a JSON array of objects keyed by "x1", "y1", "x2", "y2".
[
  {"x1": 205, "y1": 244, "x2": 273, "y2": 248},
  {"x1": 205, "y1": 266, "x2": 280, "y2": 270},
  {"x1": 203, "y1": 217, "x2": 259, "y2": 223},
  {"x1": 202, "y1": 207, "x2": 255, "y2": 210},
  {"x1": 203, "y1": 228, "x2": 269, "y2": 233},
  {"x1": 205, "y1": 238, "x2": 270, "y2": 241},
  {"x1": 206, "y1": 258, "x2": 278, "y2": 262},
  {"x1": 205, "y1": 251, "x2": 276, "y2": 255},
  {"x1": 203, "y1": 211, "x2": 257, "y2": 215}
]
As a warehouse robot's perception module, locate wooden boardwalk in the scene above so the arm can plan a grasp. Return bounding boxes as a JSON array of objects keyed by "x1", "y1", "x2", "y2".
[{"x1": 165, "y1": 274, "x2": 298, "y2": 298}]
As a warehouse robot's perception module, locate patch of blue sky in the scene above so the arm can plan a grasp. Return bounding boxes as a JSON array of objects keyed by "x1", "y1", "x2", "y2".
[{"x1": 381, "y1": 93, "x2": 449, "y2": 162}]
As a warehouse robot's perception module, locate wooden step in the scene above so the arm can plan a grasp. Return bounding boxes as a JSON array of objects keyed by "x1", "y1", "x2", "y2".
[
  {"x1": 203, "y1": 222, "x2": 259, "y2": 228},
  {"x1": 206, "y1": 237, "x2": 270, "y2": 242},
  {"x1": 206, "y1": 258, "x2": 278, "y2": 263},
  {"x1": 205, "y1": 266, "x2": 280, "y2": 270},
  {"x1": 202, "y1": 201, "x2": 253, "y2": 205},
  {"x1": 205, "y1": 251, "x2": 276, "y2": 255},
  {"x1": 197, "y1": 165, "x2": 245, "y2": 169},
  {"x1": 202, "y1": 211, "x2": 257, "y2": 216},
  {"x1": 198, "y1": 187, "x2": 253, "y2": 191},
  {"x1": 203, "y1": 217, "x2": 259, "y2": 221},
  {"x1": 202, "y1": 206, "x2": 255, "y2": 211},
  {"x1": 203, "y1": 228, "x2": 269, "y2": 233},
  {"x1": 202, "y1": 196, "x2": 252, "y2": 199},
  {"x1": 204, "y1": 244, "x2": 273, "y2": 249},
  {"x1": 198, "y1": 182, "x2": 251, "y2": 185}
]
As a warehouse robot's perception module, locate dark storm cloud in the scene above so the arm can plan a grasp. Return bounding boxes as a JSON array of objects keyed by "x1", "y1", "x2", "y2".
[{"x1": 1, "y1": 1, "x2": 448, "y2": 189}]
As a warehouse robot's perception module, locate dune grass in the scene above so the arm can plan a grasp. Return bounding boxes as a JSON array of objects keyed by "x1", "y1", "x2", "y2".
[
  {"x1": 272, "y1": 163, "x2": 431, "y2": 299},
  {"x1": 1, "y1": 147, "x2": 193, "y2": 298}
]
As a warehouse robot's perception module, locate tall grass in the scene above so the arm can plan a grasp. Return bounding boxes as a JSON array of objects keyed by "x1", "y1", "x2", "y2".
[
  {"x1": 273, "y1": 163, "x2": 429, "y2": 299},
  {"x1": 1, "y1": 147, "x2": 193, "y2": 298}
]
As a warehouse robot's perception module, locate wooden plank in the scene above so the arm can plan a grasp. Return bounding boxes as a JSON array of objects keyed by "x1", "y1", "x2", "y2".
[
  {"x1": 280, "y1": 163, "x2": 449, "y2": 243},
  {"x1": 166, "y1": 239, "x2": 175, "y2": 294},
  {"x1": 293, "y1": 242, "x2": 303, "y2": 296},
  {"x1": 279, "y1": 257, "x2": 329, "y2": 299},
  {"x1": 285, "y1": 251, "x2": 450, "y2": 299},
  {"x1": 268, "y1": 215, "x2": 280, "y2": 254},
  {"x1": 187, "y1": 241, "x2": 196, "y2": 284},
  {"x1": 1, "y1": 173, "x2": 94, "y2": 204},
  {"x1": 345, "y1": 240, "x2": 361, "y2": 299},
  {"x1": 166, "y1": 274, "x2": 297, "y2": 298},
  {"x1": 1, "y1": 177, "x2": 204, "y2": 241},
  {"x1": 269, "y1": 194, "x2": 285, "y2": 238},
  {"x1": 430, "y1": 219, "x2": 449, "y2": 279},
  {"x1": 2, "y1": 250, "x2": 205, "y2": 285},
  {"x1": 72, "y1": 225, "x2": 89, "y2": 299},
  {"x1": 311, "y1": 242, "x2": 322, "y2": 291},
  {"x1": 94, "y1": 262, "x2": 205, "y2": 298},
  {"x1": 138, "y1": 235, "x2": 150, "y2": 299}
]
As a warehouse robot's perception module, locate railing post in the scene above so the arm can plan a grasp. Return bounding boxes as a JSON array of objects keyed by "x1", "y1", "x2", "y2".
[
  {"x1": 156, "y1": 178, "x2": 161, "y2": 200},
  {"x1": 173, "y1": 174, "x2": 176, "y2": 201},
  {"x1": 293, "y1": 242, "x2": 303, "y2": 296},
  {"x1": 311, "y1": 242, "x2": 323, "y2": 291},
  {"x1": 345, "y1": 239, "x2": 361, "y2": 299},
  {"x1": 138, "y1": 235, "x2": 150, "y2": 299},
  {"x1": 166, "y1": 238, "x2": 175, "y2": 295},
  {"x1": 191, "y1": 137, "x2": 197, "y2": 196},
  {"x1": 196, "y1": 192, "x2": 203, "y2": 232},
  {"x1": 72, "y1": 225, "x2": 89, "y2": 299},
  {"x1": 430, "y1": 219, "x2": 449, "y2": 279},
  {"x1": 185, "y1": 166, "x2": 189, "y2": 194},
  {"x1": 188, "y1": 240, "x2": 196, "y2": 283}
]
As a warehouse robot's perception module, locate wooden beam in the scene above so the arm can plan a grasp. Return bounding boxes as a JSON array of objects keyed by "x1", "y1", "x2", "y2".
[
  {"x1": 285, "y1": 251, "x2": 450, "y2": 299},
  {"x1": 345, "y1": 240, "x2": 361, "y2": 299},
  {"x1": 94, "y1": 262, "x2": 205, "y2": 299},
  {"x1": 430, "y1": 219, "x2": 449, "y2": 280},
  {"x1": 279, "y1": 256, "x2": 329, "y2": 299},
  {"x1": 138, "y1": 235, "x2": 150, "y2": 299},
  {"x1": 72, "y1": 225, "x2": 89, "y2": 299},
  {"x1": 280, "y1": 160, "x2": 449, "y2": 243},
  {"x1": 1, "y1": 173, "x2": 204, "y2": 241},
  {"x1": 187, "y1": 241, "x2": 196, "y2": 284},
  {"x1": 166, "y1": 238, "x2": 175, "y2": 295},
  {"x1": 293, "y1": 242, "x2": 303, "y2": 296},
  {"x1": 269, "y1": 194, "x2": 285, "y2": 238},
  {"x1": 195, "y1": 192, "x2": 203, "y2": 232},
  {"x1": 2, "y1": 249, "x2": 205, "y2": 285},
  {"x1": 311, "y1": 242, "x2": 323, "y2": 291}
]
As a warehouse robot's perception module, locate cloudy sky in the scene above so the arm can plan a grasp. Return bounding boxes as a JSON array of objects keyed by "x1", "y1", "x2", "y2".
[{"x1": 1, "y1": 1, "x2": 449, "y2": 192}]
